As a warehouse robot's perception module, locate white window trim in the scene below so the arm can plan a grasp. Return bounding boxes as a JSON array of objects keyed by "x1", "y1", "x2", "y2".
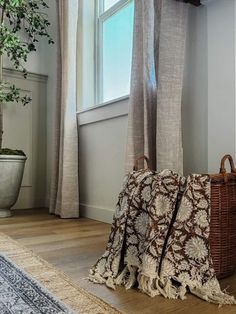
[
  {"x1": 77, "y1": 95, "x2": 129, "y2": 126},
  {"x1": 78, "y1": 94, "x2": 129, "y2": 114}
]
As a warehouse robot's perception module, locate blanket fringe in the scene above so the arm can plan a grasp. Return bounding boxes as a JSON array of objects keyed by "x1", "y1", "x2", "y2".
[
  {"x1": 89, "y1": 264, "x2": 138, "y2": 291},
  {"x1": 137, "y1": 274, "x2": 161, "y2": 297},
  {"x1": 162, "y1": 279, "x2": 178, "y2": 299},
  {"x1": 160, "y1": 276, "x2": 236, "y2": 304},
  {"x1": 89, "y1": 267, "x2": 236, "y2": 305},
  {"x1": 114, "y1": 266, "x2": 128, "y2": 286},
  {"x1": 125, "y1": 265, "x2": 137, "y2": 289},
  {"x1": 159, "y1": 277, "x2": 236, "y2": 304},
  {"x1": 189, "y1": 286, "x2": 236, "y2": 305},
  {"x1": 89, "y1": 271, "x2": 106, "y2": 285},
  {"x1": 89, "y1": 272, "x2": 117, "y2": 290},
  {"x1": 178, "y1": 284, "x2": 187, "y2": 300}
]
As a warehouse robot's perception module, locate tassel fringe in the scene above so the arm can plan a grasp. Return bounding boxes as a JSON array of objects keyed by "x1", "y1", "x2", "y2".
[
  {"x1": 89, "y1": 264, "x2": 236, "y2": 305},
  {"x1": 189, "y1": 286, "x2": 236, "y2": 305}
]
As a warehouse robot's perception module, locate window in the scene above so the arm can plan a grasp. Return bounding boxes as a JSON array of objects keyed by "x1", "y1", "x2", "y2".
[
  {"x1": 77, "y1": 0, "x2": 134, "y2": 111},
  {"x1": 96, "y1": 0, "x2": 134, "y2": 104}
]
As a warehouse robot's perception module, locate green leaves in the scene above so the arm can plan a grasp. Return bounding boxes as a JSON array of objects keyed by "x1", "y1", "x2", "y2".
[
  {"x1": 0, "y1": 0, "x2": 53, "y2": 105},
  {"x1": 0, "y1": 81, "x2": 31, "y2": 105},
  {"x1": 0, "y1": 148, "x2": 26, "y2": 156},
  {"x1": 0, "y1": 24, "x2": 29, "y2": 69}
]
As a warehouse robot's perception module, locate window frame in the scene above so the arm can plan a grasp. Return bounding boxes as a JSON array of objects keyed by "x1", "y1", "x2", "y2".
[{"x1": 95, "y1": 0, "x2": 134, "y2": 105}]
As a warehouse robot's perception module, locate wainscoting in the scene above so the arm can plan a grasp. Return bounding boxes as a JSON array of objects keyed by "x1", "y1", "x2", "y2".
[{"x1": 2, "y1": 68, "x2": 48, "y2": 209}]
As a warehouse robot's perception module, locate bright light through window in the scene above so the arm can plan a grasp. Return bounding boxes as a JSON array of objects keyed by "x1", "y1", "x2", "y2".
[
  {"x1": 104, "y1": 0, "x2": 120, "y2": 11},
  {"x1": 99, "y1": 0, "x2": 134, "y2": 103}
]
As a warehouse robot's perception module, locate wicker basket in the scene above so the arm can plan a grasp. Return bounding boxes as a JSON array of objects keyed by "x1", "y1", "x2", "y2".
[
  {"x1": 133, "y1": 155, "x2": 236, "y2": 279},
  {"x1": 210, "y1": 154, "x2": 236, "y2": 279}
]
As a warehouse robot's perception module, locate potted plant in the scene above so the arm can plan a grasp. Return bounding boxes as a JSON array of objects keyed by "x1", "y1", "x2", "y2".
[{"x1": 0, "y1": 0, "x2": 53, "y2": 217}]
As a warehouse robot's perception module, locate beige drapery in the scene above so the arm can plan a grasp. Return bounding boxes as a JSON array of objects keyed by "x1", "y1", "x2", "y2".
[
  {"x1": 126, "y1": 0, "x2": 189, "y2": 174},
  {"x1": 49, "y1": 0, "x2": 79, "y2": 218}
]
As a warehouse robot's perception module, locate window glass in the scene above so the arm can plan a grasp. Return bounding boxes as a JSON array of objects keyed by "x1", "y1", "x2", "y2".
[
  {"x1": 104, "y1": 0, "x2": 120, "y2": 11},
  {"x1": 102, "y1": 1, "x2": 134, "y2": 102}
]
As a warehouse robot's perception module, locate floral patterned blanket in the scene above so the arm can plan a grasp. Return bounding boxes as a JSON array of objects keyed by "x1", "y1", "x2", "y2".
[{"x1": 89, "y1": 169, "x2": 236, "y2": 304}]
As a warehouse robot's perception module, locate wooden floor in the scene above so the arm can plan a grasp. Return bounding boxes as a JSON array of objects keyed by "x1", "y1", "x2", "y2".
[{"x1": 0, "y1": 208, "x2": 236, "y2": 314}]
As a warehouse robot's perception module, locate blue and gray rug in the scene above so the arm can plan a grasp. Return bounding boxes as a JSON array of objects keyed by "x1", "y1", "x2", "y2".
[{"x1": 0, "y1": 254, "x2": 74, "y2": 314}]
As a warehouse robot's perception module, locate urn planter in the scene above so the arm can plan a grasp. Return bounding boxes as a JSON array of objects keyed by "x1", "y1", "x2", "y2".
[{"x1": 0, "y1": 155, "x2": 27, "y2": 217}]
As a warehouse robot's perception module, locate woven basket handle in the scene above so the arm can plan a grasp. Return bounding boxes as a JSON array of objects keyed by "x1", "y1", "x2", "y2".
[
  {"x1": 133, "y1": 156, "x2": 150, "y2": 171},
  {"x1": 219, "y1": 154, "x2": 236, "y2": 182}
]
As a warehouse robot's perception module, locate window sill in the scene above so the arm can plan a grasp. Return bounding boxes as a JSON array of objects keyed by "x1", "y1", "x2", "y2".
[{"x1": 77, "y1": 95, "x2": 129, "y2": 126}]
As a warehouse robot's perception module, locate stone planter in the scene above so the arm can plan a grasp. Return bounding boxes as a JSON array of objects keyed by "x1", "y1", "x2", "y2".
[{"x1": 0, "y1": 155, "x2": 27, "y2": 217}]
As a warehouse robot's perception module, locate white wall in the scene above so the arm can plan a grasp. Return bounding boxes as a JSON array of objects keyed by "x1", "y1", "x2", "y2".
[
  {"x1": 183, "y1": 0, "x2": 236, "y2": 175},
  {"x1": 182, "y1": 4, "x2": 208, "y2": 175},
  {"x1": 79, "y1": 100, "x2": 128, "y2": 223},
  {"x1": 207, "y1": 0, "x2": 236, "y2": 172}
]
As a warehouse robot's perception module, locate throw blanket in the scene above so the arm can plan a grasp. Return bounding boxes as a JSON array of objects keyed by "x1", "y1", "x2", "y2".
[{"x1": 89, "y1": 169, "x2": 236, "y2": 304}]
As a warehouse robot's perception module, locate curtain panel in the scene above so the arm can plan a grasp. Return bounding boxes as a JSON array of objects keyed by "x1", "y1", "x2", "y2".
[
  {"x1": 126, "y1": 0, "x2": 189, "y2": 174},
  {"x1": 49, "y1": 0, "x2": 79, "y2": 218}
]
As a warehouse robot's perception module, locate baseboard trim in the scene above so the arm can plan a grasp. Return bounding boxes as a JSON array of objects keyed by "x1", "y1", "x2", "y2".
[{"x1": 80, "y1": 203, "x2": 114, "y2": 224}]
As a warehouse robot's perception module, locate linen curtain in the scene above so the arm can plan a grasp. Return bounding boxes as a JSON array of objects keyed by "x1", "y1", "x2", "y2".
[
  {"x1": 126, "y1": 0, "x2": 189, "y2": 174},
  {"x1": 49, "y1": 0, "x2": 79, "y2": 218}
]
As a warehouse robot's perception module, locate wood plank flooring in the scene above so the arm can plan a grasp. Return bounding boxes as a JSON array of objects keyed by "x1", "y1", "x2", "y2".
[{"x1": 0, "y1": 208, "x2": 236, "y2": 314}]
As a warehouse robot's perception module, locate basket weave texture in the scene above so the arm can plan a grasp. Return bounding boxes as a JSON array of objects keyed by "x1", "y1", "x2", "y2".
[{"x1": 210, "y1": 154, "x2": 236, "y2": 279}]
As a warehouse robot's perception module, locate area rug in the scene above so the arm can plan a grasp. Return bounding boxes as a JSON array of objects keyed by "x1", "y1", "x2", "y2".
[
  {"x1": 0, "y1": 254, "x2": 74, "y2": 313},
  {"x1": 0, "y1": 233, "x2": 121, "y2": 314}
]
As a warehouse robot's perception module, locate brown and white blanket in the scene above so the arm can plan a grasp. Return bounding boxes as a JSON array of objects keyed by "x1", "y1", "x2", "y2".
[{"x1": 89, "y1": 169, "x2": 236, "y2": 304}]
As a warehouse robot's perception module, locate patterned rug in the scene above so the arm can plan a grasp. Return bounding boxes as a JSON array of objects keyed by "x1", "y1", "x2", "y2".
[
  {"x1": 0, "y1": 233, "x2": 121, "y2": 314},
  {"x1": 0, "y1": 254, "x2": 74, "y2": 313}
]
